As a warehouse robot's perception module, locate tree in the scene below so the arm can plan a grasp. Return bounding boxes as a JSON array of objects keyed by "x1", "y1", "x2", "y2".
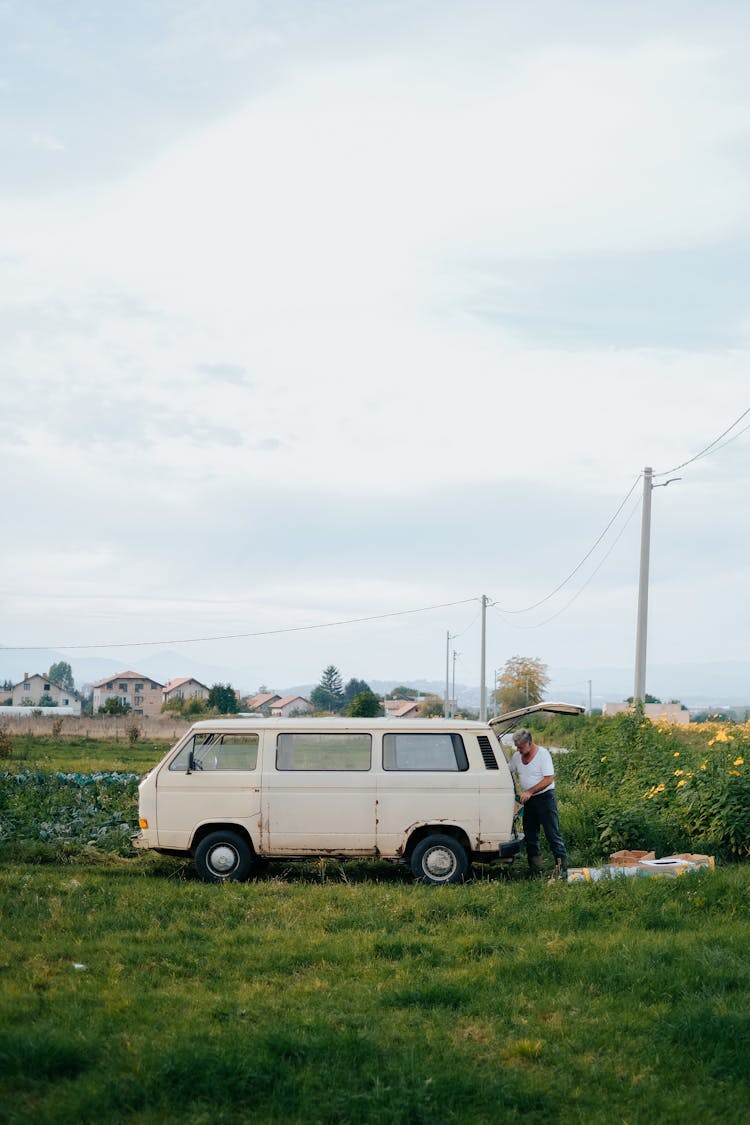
[
  {"x1": 494, "y1": 656, "x2": 549, "y2": 713},
  {"x1": 347, "y1": 690, "x2": 382, "y2": 717},
  {"x1": 49, "y1": 661, "x2": 75, "y2": 692},
  {"x1": 625, "y1": 694, "x2": 662, "y2": 705},
  {"x1": 389, "y1": 685, "x2": 416, "y2": 700},
  {"x1": 162, "y1": 696, "x2": 207, "y2": 718},
  {"x1": 417, "y1": 694, "x2": 444, "y2": 718},
  {"x1": 207, "y1": 684, "x2": 239, "y2": 714},
  {"x1": 99, "y1": 697, "x2": 131, "y2": 716},
  {"x1": 310, "y1": 665, "x2": 345, "y2": 713},
  {"x1": 38, "y1": 693, "x2": 58, "y2": 707},
  {"x1": 344, "y1": 677, "x2": 372, "y2": 705}
]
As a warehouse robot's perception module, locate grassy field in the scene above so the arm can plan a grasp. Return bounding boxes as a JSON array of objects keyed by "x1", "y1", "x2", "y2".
[
  {"x1": 1, "y1": 859, "x2": 749, "y2": 1124},
  {"x1": 0, "y1": 733, "x2": 169, "y2": 774},
  {"x1": 2, "y1": 724, "x2": 749, "y2": 1122}
]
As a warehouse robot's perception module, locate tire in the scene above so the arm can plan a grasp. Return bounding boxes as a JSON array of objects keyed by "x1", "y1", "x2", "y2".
[
  {"x1": 194, "y1": 830, "x2": 254, "y2": 883},
  {"x1": 410, "y1": 833, "x2": 470, "y2": 885}
]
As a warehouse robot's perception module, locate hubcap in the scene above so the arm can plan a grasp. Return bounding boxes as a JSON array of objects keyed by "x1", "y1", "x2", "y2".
[
  {"x1": 209, "y1": 844, "x2": 238, "y2": 874},
  {"x1": 424, "y1": 846, "x2": 456, "y2": 879}
]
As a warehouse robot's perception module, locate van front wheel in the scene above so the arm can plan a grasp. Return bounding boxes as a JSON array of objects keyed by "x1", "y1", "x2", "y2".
[
  {"x1": 410, "y1": 834, "x2": 469, "y2": 885},
  {"x1": 194, "y1": 830, "x2": 254, "y2": 883}
]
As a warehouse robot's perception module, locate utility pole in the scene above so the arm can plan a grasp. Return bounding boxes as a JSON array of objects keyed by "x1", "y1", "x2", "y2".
[
  {"x1": 479, "y1": 594, "x2": 488, "y2": 721},
  {"x1": 633, "y1": 467, "x2": 653, "y2": 705},
  {"x1": 634, "y1": 466, "x2": 680, "y2": 705},
  {"x1": 451, "y1": 649, "x2": 459, "y2": 718},
  {"x1": 587, "y1": 679, "x2": 592, "y2": 715},
  {"x1": 444, "y1": 630, "x2": 450, "y2": 718}
]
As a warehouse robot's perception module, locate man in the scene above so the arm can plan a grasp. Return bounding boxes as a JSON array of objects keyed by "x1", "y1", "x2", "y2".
[{"x1": 509, "y1": 728, "x2": 567, "y2": 880}]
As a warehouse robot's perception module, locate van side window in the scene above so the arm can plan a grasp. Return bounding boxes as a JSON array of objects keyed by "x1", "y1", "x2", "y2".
[
  {"x1": 169, "y1": 733, "x2": 259, "y2": 771},
  {"x1": 383, "y1": 733, "x2": 468, "y2": 772},
  {"x1": 276, "y1": 733, "x2": 371, "y2": 771}
]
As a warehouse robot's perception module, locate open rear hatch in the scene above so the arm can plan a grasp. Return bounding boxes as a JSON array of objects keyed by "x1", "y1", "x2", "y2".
[{"x1": 489, "y1": 701, "x2": 585, "y2": 739}]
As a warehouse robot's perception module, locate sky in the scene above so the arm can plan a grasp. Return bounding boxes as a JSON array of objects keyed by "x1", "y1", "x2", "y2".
[{"x1": 2, "y1": 1, "x2": 750, "y2": 700}]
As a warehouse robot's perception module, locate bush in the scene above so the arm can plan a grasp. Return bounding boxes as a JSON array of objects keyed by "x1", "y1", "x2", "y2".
[
  {"x1": 0, "y1": 726, "x2": 12, "y2": 760},
  {"x1": 555, "y1": 712, "x2": 750, "y2": 860}
]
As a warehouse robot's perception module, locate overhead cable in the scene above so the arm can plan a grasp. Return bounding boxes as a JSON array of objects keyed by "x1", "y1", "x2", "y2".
[
  {"x1": 492, "y1": 493, "x2": 642, "y2": 629},
  {"x1": 2, "y1": 596, "x2": 480, "y2": 652},
  {"x1": 654, "y1": 405, "x2": 750, "y2": 477},
  {"x1": 492, "y1": 474, "x2": 642, "y2": 615}
]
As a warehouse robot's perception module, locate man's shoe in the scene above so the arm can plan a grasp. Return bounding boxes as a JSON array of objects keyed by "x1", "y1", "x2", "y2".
[{"x1": 550, "y1": 858, "x2": 568, "y2": 882}]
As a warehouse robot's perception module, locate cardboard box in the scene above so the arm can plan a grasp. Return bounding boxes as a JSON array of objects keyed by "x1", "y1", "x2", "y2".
[{"x1": 609, "y1": 850, "x2": 656, "y2": 867}]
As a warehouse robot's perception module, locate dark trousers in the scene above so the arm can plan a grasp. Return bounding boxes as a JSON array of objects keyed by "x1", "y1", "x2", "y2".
[{"x1": 523, "y1": 790, "x2": 567, "y2": 869}]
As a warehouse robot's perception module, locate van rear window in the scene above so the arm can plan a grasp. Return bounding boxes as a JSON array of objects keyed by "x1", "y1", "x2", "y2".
[
  {"x1": 276, "y1": 733, "x2": 371, "y2": 771},
  {"x1": 383, "y1": 733, "x2": 468, "y2": 771}
]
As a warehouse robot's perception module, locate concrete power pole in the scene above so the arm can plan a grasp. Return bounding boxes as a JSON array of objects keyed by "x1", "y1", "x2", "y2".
[
  {"x1": 633, "y1": 467, "x2": 653, "y2": 705},
  {"x1": 444, "y1": 630, "x2": 451, "y2": 719},
  {"x1": 633, "y1": 466, "x2": 680, "y2": 706},
  {"x1": 479, "y1": 594, "x2": 488, "y2": 721}
]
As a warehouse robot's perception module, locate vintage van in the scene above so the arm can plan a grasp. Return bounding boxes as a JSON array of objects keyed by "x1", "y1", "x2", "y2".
[{"x1": 132, "y1": 703, "x2": 583, "y2": 884}]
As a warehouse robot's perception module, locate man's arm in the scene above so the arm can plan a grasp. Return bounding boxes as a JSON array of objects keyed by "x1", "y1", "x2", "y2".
[{"x1": 520, "y1": 774, "x2": 554, "y2": 803}]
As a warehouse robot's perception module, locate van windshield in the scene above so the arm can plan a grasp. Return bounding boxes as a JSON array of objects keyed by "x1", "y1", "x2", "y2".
[{"x1": 169, "y1": 733, "x2": 259, "y2": 771}]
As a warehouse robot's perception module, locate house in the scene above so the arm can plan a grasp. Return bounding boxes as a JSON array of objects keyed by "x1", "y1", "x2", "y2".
[
  {"x1": 270, "y1": 695, "x2": 312, "y2": 718},
  {"x1": 9, "y1": 673, "x2": 81, "y2": 715},
  {"x1": 163, "y1": 677, "x2": 210, "y2": 705},
  {"x1": 388, "y1": 700, "x2": 421, "y2": 719},
  {"x1": 603, "y1": 702, "x2": 690, "y2": 725},
  {"x1": 246, "y1": 692, "x2": 281, "y2": 713},
  {"x1": 92, "y1": 671, "x2": 164, "y2": 717},
  {"x1": 385, "y1": 699, "x2": 421, "y2": 719}
]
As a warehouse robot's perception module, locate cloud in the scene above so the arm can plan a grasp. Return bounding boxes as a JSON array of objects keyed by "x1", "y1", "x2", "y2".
[
  {"x1": 194, "y1": 362, "x2": 252, "y2": 385},
  {"x1": 2, "y1": 5, "x2": 750, "y2": 681}
]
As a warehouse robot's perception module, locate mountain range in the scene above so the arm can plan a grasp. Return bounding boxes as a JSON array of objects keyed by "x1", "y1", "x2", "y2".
[{"x1": 1, "y1": 648, "x2": 748, "y2": 710}]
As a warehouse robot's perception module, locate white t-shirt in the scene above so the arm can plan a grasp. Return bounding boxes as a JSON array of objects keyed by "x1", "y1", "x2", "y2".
[{"x1": 510, "y1": 745, "x2": 555, "y2": 794}]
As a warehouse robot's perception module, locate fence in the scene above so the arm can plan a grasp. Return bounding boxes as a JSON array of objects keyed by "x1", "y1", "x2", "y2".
[{"x1": 0, "y1": 713, "x2": 191, "y2": 742}]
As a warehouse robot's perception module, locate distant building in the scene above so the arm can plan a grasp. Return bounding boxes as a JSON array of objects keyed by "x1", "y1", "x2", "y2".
[
  {"x1": 92, "y1": 671, "x2": 164, "y2": 717},
  {"x1": 603, "y1": 702, "x2": 690, "y2": 725},
  {"x1": 163, "y1": 677, "x2": 210, "y2": 705},
  {"x1": 246, "y1": 692, "x2": 281, "y2": 713},
  {"x1": 385, "y1": 699, "x2": 421, "y2": 719},
  {"x1": 270, "y1": 695, "x2": 312, "y2": 717},
  {"x1": 9, "y1": 672, "x2": 81, "y2": 714},
  {"x1": 388, "y1": 700, "x2": 421, "y2": 719}
]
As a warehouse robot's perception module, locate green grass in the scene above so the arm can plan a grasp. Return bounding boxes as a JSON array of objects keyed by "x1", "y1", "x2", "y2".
[
  {"x1": 1, "y1": 860, "x2": 749, "y2": 1124},
  {"x1": 1, "y1": 735, "x2": 169, "y2": 773}
]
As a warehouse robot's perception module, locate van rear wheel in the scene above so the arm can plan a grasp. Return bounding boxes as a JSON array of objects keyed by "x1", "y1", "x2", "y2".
[
  {"x1": 410, "y1": 834, "x2": 470, "y2": 885},
  {"x1": 194, "y1": 830, "x2": 254, "y2": 883}
]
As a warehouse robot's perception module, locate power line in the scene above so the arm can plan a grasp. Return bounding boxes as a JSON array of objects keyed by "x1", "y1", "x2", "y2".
[
  {"x1": 492, "y1": 493, "x2": 642, "y2": 629},
  {"x1": 493, "y1": 474, "x2": 642, "y2": 615},
  {"x1": 654, "y1": 405, "x2": 750, "y2": 477},
  {"x1": 2, "y1": 596, "x2": 480, "y2": 652}
]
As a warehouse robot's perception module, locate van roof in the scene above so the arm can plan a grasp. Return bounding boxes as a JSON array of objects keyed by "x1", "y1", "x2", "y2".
[{"x1": 187, "y1": 717, "x2": 491, "y2": 732}]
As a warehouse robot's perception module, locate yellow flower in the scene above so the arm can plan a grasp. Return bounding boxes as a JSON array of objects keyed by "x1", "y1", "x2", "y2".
[
  {"x1": 677, "y1": 779, "x2": 687, "y2": 788},
  {"x1": 673, "y1": 751, "x2": 680, "y2": 758},
  {"x1": 655, "y1": 783, "x2": 665, "y2": 794},
  {"x1": 600, "y1": 755, "x2": 607, "y2": 762},
  {"x1": 733, "y1": 757, "x2": 744, "y2": 767},
  {"x1": 674, "y1": 769, "x2": 684, "y2": 776},
  {"x1": 700, "y1": 761, "x2": 708, "y2": 771}
]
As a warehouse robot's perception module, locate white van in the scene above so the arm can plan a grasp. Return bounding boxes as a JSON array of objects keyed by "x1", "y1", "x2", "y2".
[{"x1": 132, "y1": 703, "x2": 583, "y2": 884}]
